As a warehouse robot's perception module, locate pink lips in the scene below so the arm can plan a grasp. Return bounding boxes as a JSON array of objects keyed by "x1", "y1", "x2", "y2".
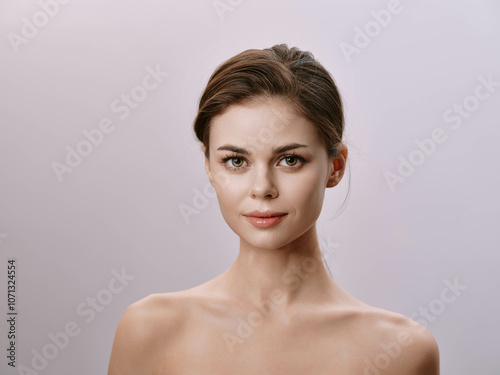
[{"x1": 243, "y1": 210, "x2": 288, "y2": 228}]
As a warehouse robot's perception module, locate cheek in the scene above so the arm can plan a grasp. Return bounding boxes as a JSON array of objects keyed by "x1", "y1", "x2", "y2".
[
  {"x1": 213, "y1": 176, "x2": 243, "y2": 212},
  {"x1": 291, "y1": 170, "x2": 326, "y2": 211}
]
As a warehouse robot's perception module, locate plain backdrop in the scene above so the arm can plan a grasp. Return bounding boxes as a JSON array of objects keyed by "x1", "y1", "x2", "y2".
[{"x1": 1, "y1": 0, "x2": 499, "y2": 374}]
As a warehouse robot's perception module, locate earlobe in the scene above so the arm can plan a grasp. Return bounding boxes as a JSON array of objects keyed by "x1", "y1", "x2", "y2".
[
  {"x1": 326, "y1": 144, "x2": 348, "y2": 188},
  {"x1": 334, "y1": 159, "x2": 340, "y2": 171},
  {"x1": 326, "y1": 160, "x2": 340, "y2": 188}
]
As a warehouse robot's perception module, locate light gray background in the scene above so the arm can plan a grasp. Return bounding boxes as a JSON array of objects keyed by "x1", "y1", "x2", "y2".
[{"x1": 1, "y1": 0, "x2": 499, "y2": 374}]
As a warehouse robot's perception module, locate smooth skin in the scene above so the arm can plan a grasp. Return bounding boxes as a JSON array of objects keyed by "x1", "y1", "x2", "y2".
[{"x1": 108, "y1": 97, "x2": 439, "y2": 374}]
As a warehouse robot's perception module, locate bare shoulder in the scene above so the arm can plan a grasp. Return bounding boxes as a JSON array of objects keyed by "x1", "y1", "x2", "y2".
[
  {"x1": 107, "y1": 292, "x2": 188, "y2": 375},
  {"x1": 353, "y1": 306, "x2": 440, "y2": 375},
  {"x1": 117, "y1": 291, "x2": 187, "y2": 338}
]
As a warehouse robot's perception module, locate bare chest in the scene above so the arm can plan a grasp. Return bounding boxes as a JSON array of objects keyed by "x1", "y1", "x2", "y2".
[{"x1": 153, "y1": 314, "x2": 368, "y2": 374}]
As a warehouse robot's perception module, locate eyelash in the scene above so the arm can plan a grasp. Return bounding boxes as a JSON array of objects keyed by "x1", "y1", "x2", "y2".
[{"x1": 219, "y1": 152, "x2": 307, "y2": 172}]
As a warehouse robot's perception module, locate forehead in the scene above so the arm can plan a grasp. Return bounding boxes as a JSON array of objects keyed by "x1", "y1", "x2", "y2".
[{"x1": 209, "y1": 98, "x2": 321, "y2": 149}]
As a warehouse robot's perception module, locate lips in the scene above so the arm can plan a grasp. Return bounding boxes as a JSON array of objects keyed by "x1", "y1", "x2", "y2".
[
  {"x1": 243, "y1": 210, "x2": 288, "y2": 228},
  {"x1": 243, "y1": 210, "x2": 287, "y2": 218}
]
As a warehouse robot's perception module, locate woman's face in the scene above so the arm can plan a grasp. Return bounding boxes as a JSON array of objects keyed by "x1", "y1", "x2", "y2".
[{"x1": 204, "y1": 97, "x2": 344, "y2": 250}]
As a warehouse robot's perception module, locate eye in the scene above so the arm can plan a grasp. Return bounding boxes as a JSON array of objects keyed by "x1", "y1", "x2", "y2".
[
  {"x1": 278, "y1": 154, "x2": 307, "y2": 170},
  {"x1": 280, "y1": 156, "x2": 300, "y2": 167},
  {"x1": 219, "y1": 153, "x2": 306, "y2": 172},
  {"x1": 228, "y1": 157, "x2": 246, "y2": 168},
  {"x1": 221, "y1": 156, "x2": 248, "y2": 170}
]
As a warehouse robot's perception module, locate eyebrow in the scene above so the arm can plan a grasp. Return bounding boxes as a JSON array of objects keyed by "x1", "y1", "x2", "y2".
[{"x1": 217, "y1": 142, "x2": 309, "y2": 155}]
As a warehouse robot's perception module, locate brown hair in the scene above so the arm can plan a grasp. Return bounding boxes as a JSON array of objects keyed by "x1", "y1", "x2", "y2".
[{"x1": 194, "y1": 43, "x2": 345, "y2": 163}]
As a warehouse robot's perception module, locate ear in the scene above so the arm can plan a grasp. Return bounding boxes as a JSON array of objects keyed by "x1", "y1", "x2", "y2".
[
  {"x1": 201, "y1": 145, "x2": 213, "y2": 184},
  {"x1": 326, "y1": 143, "x2": 348, "y2": 188}
]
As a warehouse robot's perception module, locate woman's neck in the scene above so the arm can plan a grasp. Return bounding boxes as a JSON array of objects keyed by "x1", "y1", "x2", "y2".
[{"x1": 217, "y1": 225, "x2": 338, "y2": 311}]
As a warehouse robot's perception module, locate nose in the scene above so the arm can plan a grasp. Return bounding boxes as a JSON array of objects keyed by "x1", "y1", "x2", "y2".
[{"x1": 250, "y1": 167, "x2": 278, "y2": 199}]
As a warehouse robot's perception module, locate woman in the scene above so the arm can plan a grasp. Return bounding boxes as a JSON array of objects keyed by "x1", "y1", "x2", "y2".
[{"x1": 108, "y1": 44, "x2": 440, "y2": 374}]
